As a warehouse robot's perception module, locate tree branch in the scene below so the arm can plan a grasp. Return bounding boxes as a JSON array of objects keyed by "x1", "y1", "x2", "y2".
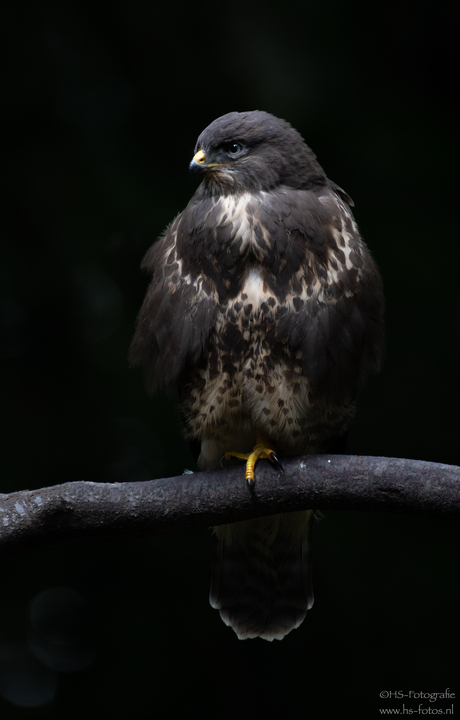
[{"x1": 1, "y1": 455, "x2": 459, "y2": 556}]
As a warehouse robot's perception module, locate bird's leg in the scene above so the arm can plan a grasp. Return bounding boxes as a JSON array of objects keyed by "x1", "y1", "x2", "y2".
[{"x1": 222, "y1": 432, "x2": 284, "y2": 489}]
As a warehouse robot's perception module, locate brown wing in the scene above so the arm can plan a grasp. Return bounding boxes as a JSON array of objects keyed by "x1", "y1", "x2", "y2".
[
  {"x1": 252, "y1": 186, "x2": 384, "y2": 403},
  {"x1": 129, "y1": 212, "x2": 219, "y2": 393}
]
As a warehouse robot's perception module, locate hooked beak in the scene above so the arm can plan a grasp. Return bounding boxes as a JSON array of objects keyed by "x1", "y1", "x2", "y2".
[
  {"x1": 189, "y1": 148, "x2": 230, "y2": 177},
  {"x1": 189, "y1": 149, "x2": 207, "y2": 177}
]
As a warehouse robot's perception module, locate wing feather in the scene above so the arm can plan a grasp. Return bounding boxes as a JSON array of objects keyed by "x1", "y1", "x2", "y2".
[
  {"x1": 268, "y1": 189, "x2": 384, "y2": 402},
  {"x1": 129, "y1": 217, "x2": 218, "y2": 393}
]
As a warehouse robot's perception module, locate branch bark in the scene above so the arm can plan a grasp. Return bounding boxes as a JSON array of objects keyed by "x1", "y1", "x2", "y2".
[{"x1": 1, "y1": 455, "x2": 459, "y2": 556}]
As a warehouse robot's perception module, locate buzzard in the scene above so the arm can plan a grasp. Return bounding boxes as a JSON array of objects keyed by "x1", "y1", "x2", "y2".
[{"x1": 130, "y1": 111, "x2": 384, "y2": 640}]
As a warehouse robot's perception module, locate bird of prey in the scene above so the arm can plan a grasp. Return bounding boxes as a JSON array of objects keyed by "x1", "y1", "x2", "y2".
[{"x1": 130, "y1": 110, "x2": 384, "y2": 641}]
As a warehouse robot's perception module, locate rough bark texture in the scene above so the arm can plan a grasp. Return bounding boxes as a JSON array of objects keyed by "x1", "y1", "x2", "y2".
[{"x1": 1, "y1": 455, "x2": 459, "y2": 557}]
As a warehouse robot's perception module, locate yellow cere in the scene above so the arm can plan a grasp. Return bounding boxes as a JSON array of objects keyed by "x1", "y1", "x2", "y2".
[{"x1": 193, "y1": 149, "x2": 206, "y2": 165}]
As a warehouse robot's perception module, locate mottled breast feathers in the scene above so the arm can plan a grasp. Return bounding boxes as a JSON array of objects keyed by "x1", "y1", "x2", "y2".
[{"x1": 130, "y1": 184, "x2": 383, "y2": 406}]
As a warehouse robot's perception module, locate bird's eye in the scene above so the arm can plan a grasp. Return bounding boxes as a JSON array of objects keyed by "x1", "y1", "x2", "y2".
[{"x1": 225, "y1": 141, "x2": 244, "y2": 156}]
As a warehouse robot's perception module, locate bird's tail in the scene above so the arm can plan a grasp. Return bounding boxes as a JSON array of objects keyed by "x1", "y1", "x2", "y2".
[{"x1": 209, "y1": 510, "x2": 313, "y2": 641}]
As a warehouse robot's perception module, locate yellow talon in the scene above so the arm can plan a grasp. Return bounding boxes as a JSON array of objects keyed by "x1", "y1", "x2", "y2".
[
  {"x1": 223, "y1": 437, "x2": 282, "y2": 488},
  {"x1": 244, "y1": 443, "x2": 277, "y2": 483}
]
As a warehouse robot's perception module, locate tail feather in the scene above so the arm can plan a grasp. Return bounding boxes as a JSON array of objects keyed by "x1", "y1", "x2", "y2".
[{"x1": 209, "y1": 510, "x2": 313, "y2": 641}]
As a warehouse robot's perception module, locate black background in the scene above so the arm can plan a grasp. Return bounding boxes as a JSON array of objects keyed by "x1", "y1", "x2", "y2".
[{"x1": 1, "y1": 1, "x2": 459, "y2": 717}]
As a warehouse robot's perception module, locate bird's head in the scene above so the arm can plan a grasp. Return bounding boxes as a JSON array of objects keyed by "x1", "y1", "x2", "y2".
[{"x1": 189, "y1": 110, "x2": 327, "y2": 196}]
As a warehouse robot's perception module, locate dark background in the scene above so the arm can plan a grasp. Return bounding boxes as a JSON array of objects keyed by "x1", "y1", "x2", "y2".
[{"x1": 1, "y1": 1, "x2": 459, "y2": 717}]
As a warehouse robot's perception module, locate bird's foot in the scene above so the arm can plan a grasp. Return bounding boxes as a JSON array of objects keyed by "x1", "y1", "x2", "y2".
[{"x1": 221, "y1": 442, "x2": 284, "y2": 489}]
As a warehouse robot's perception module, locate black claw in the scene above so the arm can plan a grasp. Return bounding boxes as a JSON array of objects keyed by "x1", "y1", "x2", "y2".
[
  {"x1": 246, "y1": 476, "x2": 255, "y2": 490},
  {"x1": 220, "y1": 454, "x2": 226, "y2": 470},
  {"x1": 269, "y1": 452, "x2": 284, "y2": 472}
]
